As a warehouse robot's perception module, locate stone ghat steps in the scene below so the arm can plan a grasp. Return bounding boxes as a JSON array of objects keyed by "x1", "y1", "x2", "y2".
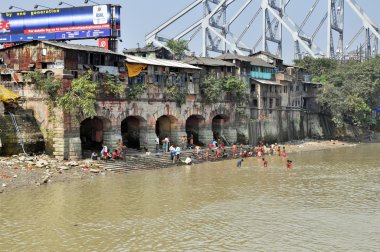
[
  {"x1": 99, "y1": 148, "x2": 237, "y2": 173},
  {"x1": 99, "y1": 155, "x2": 176, "y2": 173}
]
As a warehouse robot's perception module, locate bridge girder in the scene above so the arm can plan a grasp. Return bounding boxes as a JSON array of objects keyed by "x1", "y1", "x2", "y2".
[{"x1": 145, "y1": 0, "x2": 379, "y2": 61}]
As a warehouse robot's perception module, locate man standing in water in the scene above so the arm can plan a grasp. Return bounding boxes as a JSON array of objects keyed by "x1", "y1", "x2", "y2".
[{"x1": 262, "y1": 158, "x2": 268, "y2": 168}]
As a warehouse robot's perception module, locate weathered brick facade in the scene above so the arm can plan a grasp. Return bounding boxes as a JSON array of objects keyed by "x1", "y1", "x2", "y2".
[{"x1": 0, "y1": 42, "x2": 327, "y2": 160}]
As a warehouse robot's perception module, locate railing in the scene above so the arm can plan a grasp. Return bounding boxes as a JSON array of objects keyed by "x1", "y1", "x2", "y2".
[
  {"x1": 250, "y1": 71, "x2": 273, "y2": 80},
  {"x1": 8, "y1": 112, "x2": 27, "y2": 154}
]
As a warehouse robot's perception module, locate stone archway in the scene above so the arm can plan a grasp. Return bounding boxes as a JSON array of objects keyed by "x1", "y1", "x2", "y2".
[
  {"x1": 121, "y1": 116, "x2": 147, "y2": 150},
  {"x1": 212, "y1": 114, "x2": 230, "y2": 144},
  {"x1": 80, "y1": 116, "x2": 111, "y2": 155},
  {"x1": 155, "y1": 115, "x2": 178, "y2": 145},
  {"x1": 186, "y1": 115, "x2": 205, "y2": 146}
]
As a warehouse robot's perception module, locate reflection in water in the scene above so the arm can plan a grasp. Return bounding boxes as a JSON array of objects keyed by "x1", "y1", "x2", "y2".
[{"x1": 1, "y1": 144, "x2": 379, "y2": 251}]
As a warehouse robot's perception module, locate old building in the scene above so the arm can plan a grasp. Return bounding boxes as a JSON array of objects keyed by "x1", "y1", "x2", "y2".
[
  {"x1": 0, "y1": 41, "x2": 127, "y2": 159},
  {"x1": 1, "y1": 41, "x2": 246, "y2": 159},
  {"x1": 288, "y1": 66, "x2": 322, "y2": 112},
  {"x1": 215, "y1": 53, "x2": 289, "y2": 119},
  {"x1": 123, "y1": 45, "x2": 173, "y2": 60},
  {"x1": 182, "y1": 56, "x2": 236, "y2": 79},
  {"x1": 0, "y1": 40, "x2": 327, "y2": 159},
  {"x1": 0, "y1": 40, "x2": 126, "y2": 80}
]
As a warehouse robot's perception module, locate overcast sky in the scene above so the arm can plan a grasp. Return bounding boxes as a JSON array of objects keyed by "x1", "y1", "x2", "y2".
[{"x1": 1, "y1": 0, "x2": 379, "y2": 63}]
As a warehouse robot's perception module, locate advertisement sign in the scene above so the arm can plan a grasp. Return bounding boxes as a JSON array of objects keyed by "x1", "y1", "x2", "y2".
[
  {"x1": 0, "y1": 5, "x2": 121, "y2": 43},
  {"x1": 98, "y1": 38, "x2": 109, "y2": 49}
]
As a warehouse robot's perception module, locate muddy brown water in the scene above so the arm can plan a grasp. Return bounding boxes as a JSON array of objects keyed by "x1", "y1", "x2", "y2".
[{"x1": 1, "y1": 144, "x2": 379, "y2": 251}]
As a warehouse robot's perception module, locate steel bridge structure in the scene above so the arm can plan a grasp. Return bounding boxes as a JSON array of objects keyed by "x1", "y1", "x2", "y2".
[{"x1": 145, "y1": 0, "x2": 379, "y2": 61}]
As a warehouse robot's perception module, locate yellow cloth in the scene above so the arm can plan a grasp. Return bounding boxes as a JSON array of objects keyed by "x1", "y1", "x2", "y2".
[
  {"x1": 126, "y1": 63, "x2": 147, "y2": 77},
  {"x1": 0, "y1": 85, "x2": 21, "y2": 104}
]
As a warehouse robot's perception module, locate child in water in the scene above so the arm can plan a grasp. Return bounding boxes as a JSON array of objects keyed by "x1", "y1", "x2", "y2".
[
  {"x1": 236, "y1": 159, "x2": 244, "y2": 167},
  {"x1": 286, "y1": 160, "x2": 293, "y2": 170},
  {"x1": 282, "y1": 146, "x2": 287, "y2": 160},
  {"x1": 262, "y1": 158, "x2": 268, "y2": 168}
]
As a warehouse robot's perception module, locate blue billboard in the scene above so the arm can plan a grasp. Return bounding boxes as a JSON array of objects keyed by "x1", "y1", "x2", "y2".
[{"x1": 0, "y1": 5, "x2": 121, "y2": 43}]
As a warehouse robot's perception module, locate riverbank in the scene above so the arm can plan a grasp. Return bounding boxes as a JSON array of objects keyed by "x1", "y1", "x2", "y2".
[
  {"x1": 0, "y1": 139, "x2": 359, "y2": 193},
  {"x1": 0, "y1": 155, "x2": 105, "y2": 193}
]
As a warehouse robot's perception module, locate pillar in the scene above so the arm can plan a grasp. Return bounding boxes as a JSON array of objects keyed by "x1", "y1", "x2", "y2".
[
  {"x1": 144, "y1": 127, "x2": 157, "y2": 152},
  {"x1": 223, "y1": 127, "x2": 238, "y2": 145},
  {"x1": 198, "y1": 121, "x2": 213, "y2": 145},
  {"x1": 174, "y1": 126, "x2": 186, "y2": 147},
  {"x1": 103, "y1": 128, "x2": 122, "y2": 152}
]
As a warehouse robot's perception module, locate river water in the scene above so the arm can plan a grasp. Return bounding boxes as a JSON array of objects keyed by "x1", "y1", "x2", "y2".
[{"x1": 1, "y1": 144, "x2": 379, "y2": 251}]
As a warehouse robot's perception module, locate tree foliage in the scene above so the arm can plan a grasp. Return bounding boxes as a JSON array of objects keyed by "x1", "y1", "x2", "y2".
[
  {"x1": 126, "y1": 83, "x2": 148, "y2": 100},
  {"x1": 295, "y1": 57, "x2": 380, "y2": 128},
  {"x1": 201, "y1": 75, "x2": 248, "y2": 109},
  {"x1": 166, "y1": 39, "x2": 189, "y2": 59},
  {"x1": 201, "y1": 75, "x2": 224, "y2": 104},
  {"x1": 57, "y1": 71, "x2": 98, "y2": 118},
  {"x1": 24, "y1": 71, "x2": 61, "y2": 99},
  {"x1": 294, "y1": 57, "x2": 337, "y2": 84},
  {"x1": 102, "y1": 74, "x2": 125, "y2": 95},
  {"x1": 165, "y1": 83, "x2": 187, "y2": 106},
  {"x1": 24, "y1": 70, "x2": 125, "y2": 119}
]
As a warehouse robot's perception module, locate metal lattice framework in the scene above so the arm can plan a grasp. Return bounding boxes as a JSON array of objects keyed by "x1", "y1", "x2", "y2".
[{"x1": 145, "y1": 0, "x2": 380, "y2": 61}]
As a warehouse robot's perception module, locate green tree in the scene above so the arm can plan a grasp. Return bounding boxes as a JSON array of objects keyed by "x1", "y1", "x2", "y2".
[
  {"x1": 126, "y1": 83, "x2": 148, "y2": 100},
  {"x1": 318, "y1": 57, "x2": 380, "y2": 127},
  {"x1": 200, "y1": 75, "x2": 224, "y2": 104},
  {"x1": 294, "y1": 57, "x2": 337, "y2": 84},
  {"x1": 166, "y1": 39, "x2": 189, "y2": 59},
  {"x1": 165, "y1": 83, "x2": 188, "y2": 106},
  {"x1": 223, "y1": 76, "x2": 248, "y2": 99},
  {"x1": 57, "y1": 71, "x2": 97, "y2": 118},
  {"x1": 24, "y1": 71, "x2": 61, "y2": 99},
  {"x1": 102, "y1": 74, "x2": 125, "y2": 96},
  {"x1": 200, "y1": 75, "x2": 248, "y2": 109}
]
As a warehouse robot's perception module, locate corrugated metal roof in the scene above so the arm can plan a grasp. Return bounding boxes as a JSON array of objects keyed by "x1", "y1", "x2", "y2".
[
  {"x1": 126, "y1": 55, "x2": 201, "y2": 70},
  {"x1": 0, "y1": 40, "x2": 125, "y2": 57},
  {"x1": 182, "y1": 56, "x2": 235, "y2": 67},
  {"x1": 252, "y1": 79, "x2": 282, "y2": 85},
  {"x1": 42, "y1": 41, "x2": 125, "y2": 57},
  {"x1": 216, "y1": 53, "x2": 275, "y2": 68},
  {"x1": 124, "y1": 46, "x2": 166, "y2": 53}
]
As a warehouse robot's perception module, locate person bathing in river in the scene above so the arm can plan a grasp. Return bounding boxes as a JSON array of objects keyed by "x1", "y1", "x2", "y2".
[
  {"x1": 282, "y1": 146, "x2": 287, "y2": 160},
  {"x1": 236, "y1": 159, "x2": 244, "y2": 167},
  {"x1": 286, "y1": 160, "x2": 293, "y2": 170},
  {"x1": 262, "y1": 158, "x2": 268, "y2": 168},
  {"x1": 232, "y1": 143, "x2": 237, "y2": 158},
  {"x1": 205, "y1": 147, "x2": 210, "y2": 161}
]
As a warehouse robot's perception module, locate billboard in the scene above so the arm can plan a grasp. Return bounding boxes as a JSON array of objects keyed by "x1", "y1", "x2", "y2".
[
  {"x1": 0, "y1": 5, "x2": 121, "y2": 43},
  {"x1": 98, "y1": 38, "x2": 109, "y2": 49}
]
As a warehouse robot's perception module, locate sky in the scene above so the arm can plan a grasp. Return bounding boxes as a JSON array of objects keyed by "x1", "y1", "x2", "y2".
[{"x1": 1, "y1": 0, "x2": 379, "y2": 63}]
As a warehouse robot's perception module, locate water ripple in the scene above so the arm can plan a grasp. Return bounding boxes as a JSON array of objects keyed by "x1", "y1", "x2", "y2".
[{"x1": 0, "y1": 144, "x2": 379, "y2": 251}]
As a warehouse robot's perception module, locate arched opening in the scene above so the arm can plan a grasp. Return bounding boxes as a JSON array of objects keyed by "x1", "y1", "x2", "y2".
[
  {"x1": 80, "y1": 117, "x2": 111, "y2": 155},
  {"x1": 155, "y1": 115, "x2": 177, "y2": 144},
  {"x1": 212, "y1": 114, "x2": 229, "y2": 144},
  {"x1": 186, "y1": 115, "x2": 205, "y2": 146},
  {"x1": 121, "y1": 116, "x2": 145, "y2": 149}
]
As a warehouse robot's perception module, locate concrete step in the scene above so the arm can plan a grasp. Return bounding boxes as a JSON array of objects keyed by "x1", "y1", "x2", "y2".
[{"x1": 99, "y1": 154, "x2": 176, "y2": 172}]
